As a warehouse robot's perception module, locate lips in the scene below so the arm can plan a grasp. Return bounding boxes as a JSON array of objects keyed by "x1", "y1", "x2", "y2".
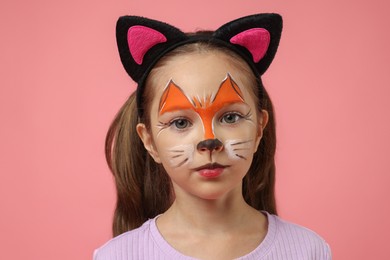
[{"x1": 193, "y1": 163, "x2": 228, "y2": 178}]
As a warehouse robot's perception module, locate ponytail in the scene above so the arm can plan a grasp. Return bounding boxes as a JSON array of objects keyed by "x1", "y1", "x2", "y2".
[{"x1": 105, "y1": 93, "x2": 172, "y2": 236}]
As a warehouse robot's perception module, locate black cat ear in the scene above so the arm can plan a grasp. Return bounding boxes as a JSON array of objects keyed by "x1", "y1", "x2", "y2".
[
  {"x1": 116, "y1": 16, "x2": 188, "y2": 82},
  {"x1": 116, "y1": 14, "x2": 282, "y2": 82},
  {"x1": 213, "y1": 13, "x2": 283, "y2": 75}
]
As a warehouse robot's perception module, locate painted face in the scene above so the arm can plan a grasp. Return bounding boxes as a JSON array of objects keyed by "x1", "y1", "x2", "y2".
[{"x1": 138, "y1": 52, "x2": 267, "y2": 200}]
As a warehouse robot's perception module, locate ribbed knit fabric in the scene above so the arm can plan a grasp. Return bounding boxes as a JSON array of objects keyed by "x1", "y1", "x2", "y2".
[{"x1": 94, "y1": 212, "x2": 331, "y2": 259}]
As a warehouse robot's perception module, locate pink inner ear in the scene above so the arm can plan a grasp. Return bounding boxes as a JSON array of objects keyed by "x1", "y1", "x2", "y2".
[
  {"x1": 127, "y1": 25, "x2": 167, "y2": 65},
  {"x1": 230, "y1": 28, "x2": 270, "y2": 63}
]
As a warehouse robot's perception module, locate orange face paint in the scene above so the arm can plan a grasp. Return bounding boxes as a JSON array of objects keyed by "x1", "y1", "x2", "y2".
[{"x1": 159, "y1": 74, "x2": 245, "y2": 139}]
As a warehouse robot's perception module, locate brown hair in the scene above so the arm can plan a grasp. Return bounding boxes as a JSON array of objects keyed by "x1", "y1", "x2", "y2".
[{"x1": 105, "y1": 42, "x2": 277, "y2": 237}]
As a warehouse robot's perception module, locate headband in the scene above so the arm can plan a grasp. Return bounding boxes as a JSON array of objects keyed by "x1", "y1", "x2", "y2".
[{"x1": 116, "y1": 13, "x2": 283, "y2": 117}]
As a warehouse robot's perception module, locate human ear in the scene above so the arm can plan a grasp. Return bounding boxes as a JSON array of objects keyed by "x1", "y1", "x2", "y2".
[
  {"x1": 136, "y1": 123, "x2": 161, "y2": 163},
  {"x1": 254, "y1": 110, "x2": 269, "y2": 152}
]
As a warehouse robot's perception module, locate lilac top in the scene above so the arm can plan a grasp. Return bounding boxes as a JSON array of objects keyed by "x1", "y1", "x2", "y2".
[{"x1": 94, "y1": 212, "x2": 331, "y2": 259}]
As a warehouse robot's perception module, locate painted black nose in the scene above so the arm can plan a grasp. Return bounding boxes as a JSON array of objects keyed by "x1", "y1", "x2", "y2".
[{"x1": 197, "y1": 139, "x2": 223, "y2": 152}]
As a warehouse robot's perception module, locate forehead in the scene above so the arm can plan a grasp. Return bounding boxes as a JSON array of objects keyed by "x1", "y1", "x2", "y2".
[{"x1": 152, "y1": 52, "x2": 253, "y2": 98}]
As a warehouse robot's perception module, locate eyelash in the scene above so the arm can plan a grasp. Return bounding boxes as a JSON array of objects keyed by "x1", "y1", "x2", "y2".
[
  {"x1": 219, "y1": 111, "x2": 251, "y2": 124},
  {"x1": 158, "y1": 117, "x2": 193, "y2": 130}
]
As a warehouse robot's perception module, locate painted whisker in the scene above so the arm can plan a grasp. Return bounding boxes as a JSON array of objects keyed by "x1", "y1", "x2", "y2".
[
  {"x1": 175, "y1": 158, "x2": 189, "y2": 168},
  {"x1": 231, "y1": 140, "x2": 253, "y2": 146},
  {"x1": 235, "y1": 154, "x2": 247, "y2": 160},
  {"x1": 233, "y1": 148, "x2": 250, "y2": 151}
]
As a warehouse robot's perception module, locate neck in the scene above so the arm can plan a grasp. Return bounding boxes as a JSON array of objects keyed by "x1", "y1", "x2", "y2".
[{"x1": 160, "y1": 184, "x2": 259, "y2": 234}]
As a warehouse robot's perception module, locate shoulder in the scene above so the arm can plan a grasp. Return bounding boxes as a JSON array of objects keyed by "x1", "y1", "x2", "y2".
[
  {"x1": 93, "y1": 219, "x2": 154, "y2": 260},
  {"x1": 266, "y1": 213, "x2": 332, "y2": 259},
  {"x1": 271, "y1": 214, "x2": 328, "y2": 244}
]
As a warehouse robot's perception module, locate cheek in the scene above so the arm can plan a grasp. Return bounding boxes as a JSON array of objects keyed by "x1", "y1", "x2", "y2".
[
  {"x1": 162, "y1": 143, "x2": 195, "y2": 169},
  {"x1": 216, "y1": 122, "x2": 259, "y2": 160},
  {"x1": 214, "y1": 121, "x2": 258, "y2": 142},
  {"x1": 153, "y1": 123, "x2": 203, "y2": 168}
]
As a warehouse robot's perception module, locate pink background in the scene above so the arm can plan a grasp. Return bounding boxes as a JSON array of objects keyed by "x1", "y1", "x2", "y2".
[{"x1": 1, "y1": 0, "x2": 389, "y2": 259}]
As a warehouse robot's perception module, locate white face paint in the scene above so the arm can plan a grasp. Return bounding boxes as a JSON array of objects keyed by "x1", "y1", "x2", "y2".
[
  {"x1": 165, "y1": 144, "x2": 195, "y2": 168},
  {"x1": 224, "y1": 139, "x2": 256, "y2": 161}
]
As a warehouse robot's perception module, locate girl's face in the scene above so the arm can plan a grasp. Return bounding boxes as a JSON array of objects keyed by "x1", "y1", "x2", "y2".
[{"x1": 137, "y1": 51, "x2": 268, "y2": 200}]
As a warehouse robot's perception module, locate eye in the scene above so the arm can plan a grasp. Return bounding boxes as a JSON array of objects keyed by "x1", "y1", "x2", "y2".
[
  {"x1": 220, "y1": 112, "x2": 243, "y2": 124},
  {"x1": 171, "y1": 118, "x2": 192, "y2": 129}
]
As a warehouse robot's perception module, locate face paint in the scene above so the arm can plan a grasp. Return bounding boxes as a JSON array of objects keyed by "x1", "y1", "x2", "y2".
[
  {"x1": 166, "y1": 144, "x2": 195, "y2": 168},
  {"x1": 158, "y1": 74, "x2": 246, "y2": 140},
  {"x1": 224, "y1": 139, "x2": 254, "y2": 161}
]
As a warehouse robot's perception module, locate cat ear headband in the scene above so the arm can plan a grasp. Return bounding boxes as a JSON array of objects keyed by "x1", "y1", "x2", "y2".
[{"x1": 116, "y1": 13, "x2": 283, "y2": 116}]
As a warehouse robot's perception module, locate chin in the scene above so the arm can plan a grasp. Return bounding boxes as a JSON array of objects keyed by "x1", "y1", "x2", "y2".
[{"x1": 191, "y1": 184, "x2": 242, "y2": 201}]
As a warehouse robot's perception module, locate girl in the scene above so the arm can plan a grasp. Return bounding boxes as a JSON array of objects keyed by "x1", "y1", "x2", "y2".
[{"x1": 94, "y1": 13, "x2": 331, "y2": 259}]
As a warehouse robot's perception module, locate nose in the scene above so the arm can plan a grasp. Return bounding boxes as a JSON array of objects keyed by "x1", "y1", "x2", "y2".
[{"x1": 197, "y1": 139, "x2": 223, "y2": 153}]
